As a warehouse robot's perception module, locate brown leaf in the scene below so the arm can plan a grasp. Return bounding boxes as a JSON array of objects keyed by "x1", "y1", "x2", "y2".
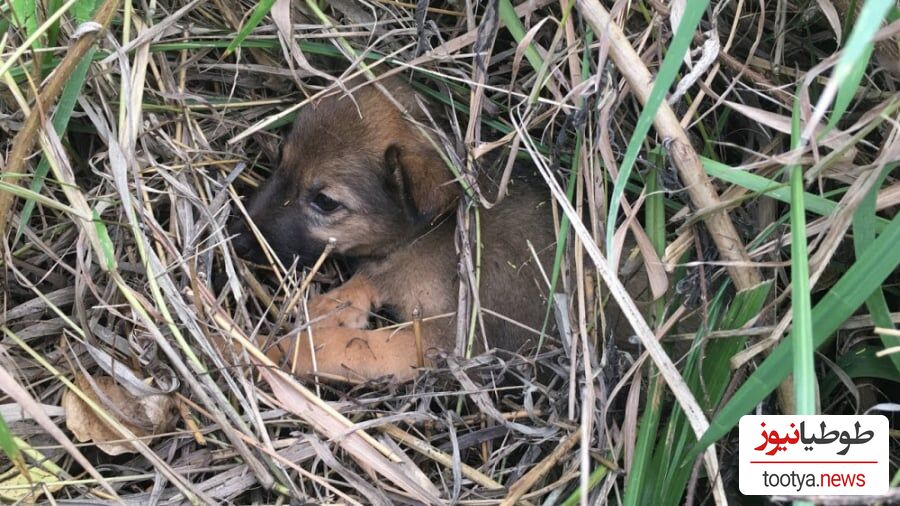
[{"x1": 63, "y1": 375, "x2": 176, "y2": 456}]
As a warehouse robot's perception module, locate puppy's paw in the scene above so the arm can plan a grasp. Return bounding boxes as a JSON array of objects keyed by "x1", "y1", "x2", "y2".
[
  {"x1": 307, "y1": 294, "x2": 370, "y2": 329},
  {"x1": 277, "y1": 327, "x2": 422, "y2": 383},
  {"x1": 306, "y1": 275, "x2": 381, "y2": 330}
]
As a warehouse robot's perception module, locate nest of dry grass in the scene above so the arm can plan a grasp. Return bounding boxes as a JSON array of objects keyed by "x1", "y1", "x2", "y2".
[{"x1": 1, "y1": 0, "x2": 898, "y2": 504}]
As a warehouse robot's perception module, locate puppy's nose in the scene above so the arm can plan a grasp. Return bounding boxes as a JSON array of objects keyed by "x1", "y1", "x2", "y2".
[{"x1": 228, "y1": 218, "x2": 255, "y2": 259}]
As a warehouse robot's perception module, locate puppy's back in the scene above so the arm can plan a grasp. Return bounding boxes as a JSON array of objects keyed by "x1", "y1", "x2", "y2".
[
  {"x1": 362, "y1": 180, "x2": 556, "y2": 353},
  {"x1": 476, "y1": 183, "x2": 556, "y2": 351}
]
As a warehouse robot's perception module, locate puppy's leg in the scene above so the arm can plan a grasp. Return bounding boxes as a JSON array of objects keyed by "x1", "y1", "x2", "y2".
[
  {"x1": 307, "y1": 274, "x2": 381, "y2": 330},
  {"x1": 268, "y1": 326, "x2": 427, "y2": 383}
]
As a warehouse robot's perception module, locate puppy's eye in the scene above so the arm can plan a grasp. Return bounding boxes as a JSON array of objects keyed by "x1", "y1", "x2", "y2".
[{"x1": 311, "y1": 193, "x2": 341, "y2": 213}]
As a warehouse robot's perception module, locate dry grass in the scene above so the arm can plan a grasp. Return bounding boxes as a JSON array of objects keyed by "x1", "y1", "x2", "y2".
[{"x1": 1, "y1": 0, "x2": 898, "y2": 504}]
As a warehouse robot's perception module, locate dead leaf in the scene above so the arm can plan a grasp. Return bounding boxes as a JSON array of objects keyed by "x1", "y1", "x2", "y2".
[
  {"x1": 271, "y1": 0, "x2": 332, "y2": 83},
  {"x1": 0, "y1": 402, "x2": 64, "y2": 422},
  {"x1": 62, "y1": 374, "x2": 175, "y2": 456},
  {"x1": 723, "y1": 99, "x2": 852, "y2": 149},
  {"x1": 815, "y1": 0, "x2": 843, "y2": 43},
  {"x1": 670, "y1": 30, "x2": 720, "y2": 104},
  {"x1": 0, "y1": 465, "x2": 63, "y2": 503}
]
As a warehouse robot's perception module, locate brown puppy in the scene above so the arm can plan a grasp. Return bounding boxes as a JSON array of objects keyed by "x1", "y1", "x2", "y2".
[{"x1": 230, "y1": 79, "x2": 556, "y2": 382}]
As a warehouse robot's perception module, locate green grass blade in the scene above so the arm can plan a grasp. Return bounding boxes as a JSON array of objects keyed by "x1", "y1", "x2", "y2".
[
  {"x1": 623, "y1": 161, "x2": 667, "y2": 506},
  {"x1": 0, "y1": 181, "x2": 84, "y2": 217},
  {"x1": 92, "y1": 208, "x2": 117, "y2": 271},
  {"x1": 702, "y1": 158, "x2": 890, "y2": 233},
  {"x1": 827, "y1": 0, "x2": 894, "y2": 129},
  {"x1": 45, "y1": 0, "x2": 64, "y2": 46},
  {"x1": 606, "y1": 0, "x2": 710, "y2": 254},
  {"x1": 498, "y1": 0, "x2": 544, "y2": 70},
  {"x1": 852, "y1": 163, "x2": 899, "y2": 375},
  {"x1": 690, "y1": 211, "x2": 900, "y2": 459},
  {"x1": 820, "y1": 346, "x2": 900, "y2": 399},
  {"x1": 10, "y1": 0, "x2": 40, "y2": 46},
  {"x1": 71, "y1": 0, "x2": 98, "y2": 22},
  {"x1": 224, "y1": 0, "x2": 277, "y2": 55},
  {"x1": 623, "y1": 372, "x2": 663, "y2": 505},
  {"x1": 0, "y1": 413, "x2": 20, "y2": 467},
  {"x1": 559, "y1": 463, "x2": 610, "y2": 506},
  {"x1": 788, "y1": 92, "x2": 816, "y2": 416},
  {"x1": 658, "y1": 281, "x2": 773, "y2": 504}
]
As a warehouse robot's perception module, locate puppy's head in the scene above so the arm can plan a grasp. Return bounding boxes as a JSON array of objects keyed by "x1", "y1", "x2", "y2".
[{"x1": 230, "y1": 80, "x2": 457, "y2": 265}]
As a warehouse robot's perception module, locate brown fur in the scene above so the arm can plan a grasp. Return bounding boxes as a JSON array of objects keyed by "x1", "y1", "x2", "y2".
[{"x1": 230, "y1": 79, "x2": 557, "y2": 382}]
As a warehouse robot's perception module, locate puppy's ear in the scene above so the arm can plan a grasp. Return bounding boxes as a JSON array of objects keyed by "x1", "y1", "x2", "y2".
[
  {"x1": 384, "y1": 145, "x2": 418, "y2": 220},
  {"x1": 384, "y1": 143, "x2": 457, "y2": 221}
]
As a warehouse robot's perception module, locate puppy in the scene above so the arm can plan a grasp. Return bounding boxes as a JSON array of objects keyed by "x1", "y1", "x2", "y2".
[{"x1": 230, "y1": 79, "x2": 557, "y2": 382}]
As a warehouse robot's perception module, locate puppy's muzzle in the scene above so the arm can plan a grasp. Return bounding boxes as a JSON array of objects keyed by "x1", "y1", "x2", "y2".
[{"x1": 228, "y1": 218, "x2": 265, "y2": 263}]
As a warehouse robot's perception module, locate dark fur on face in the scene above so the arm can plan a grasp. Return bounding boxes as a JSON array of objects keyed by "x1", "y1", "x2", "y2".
[{"x1": 229, "y1": 80, "x2": 457, "y2": 265}]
